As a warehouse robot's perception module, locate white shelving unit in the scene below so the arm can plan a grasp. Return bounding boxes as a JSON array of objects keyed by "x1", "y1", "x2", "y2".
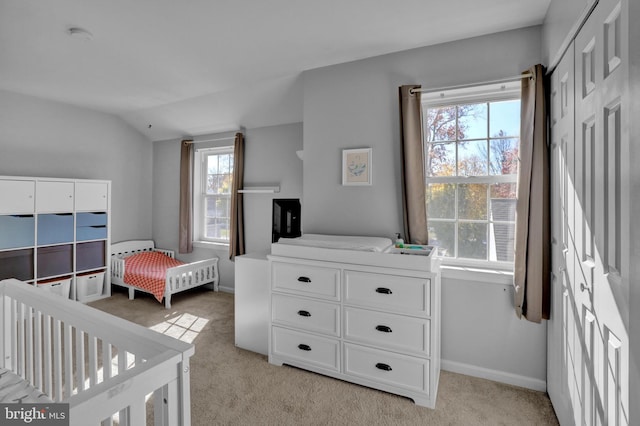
[{"x1": 0, "y1": 176, "x2": 111, "y2": 303}]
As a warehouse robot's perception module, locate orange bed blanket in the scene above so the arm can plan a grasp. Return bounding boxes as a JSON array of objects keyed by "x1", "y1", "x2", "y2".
[{"x1": 123, "y1": 251, "x2": 185, "y2": 303}]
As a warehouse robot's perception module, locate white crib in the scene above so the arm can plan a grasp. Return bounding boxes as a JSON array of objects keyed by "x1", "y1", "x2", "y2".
[{"x1": 0, "y1": 278, "x2": 194, "y2": 425}]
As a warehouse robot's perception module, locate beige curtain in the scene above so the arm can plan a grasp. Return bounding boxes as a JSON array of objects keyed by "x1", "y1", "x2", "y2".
[
  {"x1": 399, "y1": 85, "x2": 428, "y2": 245},
  {"x1": 179, "y1": 139, "x2": 194, "y2": 253},
  {"x1": 229, "y1": 132, "x2": 245, "y2": 260},
  {"x1": 513, "y1": 64, "x2": 550, "y2": 323}
]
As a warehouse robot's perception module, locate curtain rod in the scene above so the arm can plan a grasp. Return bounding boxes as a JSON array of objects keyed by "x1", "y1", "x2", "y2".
[
  {"x1": 410, "y1": 72, "x2": 533, "y2": 95},
  {"x1": 183, "y1": 134, "x2": 239, "y2": 144}
]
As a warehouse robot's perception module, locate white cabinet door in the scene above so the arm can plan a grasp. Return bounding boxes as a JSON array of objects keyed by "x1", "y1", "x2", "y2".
[
  {"x1": 0, "y1": 179, "x2": 35, "y2": 214},
  {"x1": 75, "y1": 182, "x2": 108, "y2": 211},
  {"x1": 235, "y1": 254, "x2": 269, "y2": 355},
  {"x1": 36, "y1": 181, "x2": 74, "y2": 213}
]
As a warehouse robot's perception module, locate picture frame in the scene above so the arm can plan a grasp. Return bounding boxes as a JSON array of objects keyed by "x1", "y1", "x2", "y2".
[{"x1": 342, "y1": 148, "x2": 372, "y2": 186}]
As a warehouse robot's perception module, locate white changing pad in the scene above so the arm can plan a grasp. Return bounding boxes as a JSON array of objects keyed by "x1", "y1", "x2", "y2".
[
  {"x1": 276, "y1": 234, "x2": 392, "y2": 253},
  {"x1": 0, "y1": 367, "x2": 52, "y2": 403}
]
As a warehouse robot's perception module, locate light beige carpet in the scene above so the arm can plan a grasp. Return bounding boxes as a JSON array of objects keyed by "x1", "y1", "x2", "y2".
[{"x1": 90, "y1": 286, "x2": 559, "y2": 426}]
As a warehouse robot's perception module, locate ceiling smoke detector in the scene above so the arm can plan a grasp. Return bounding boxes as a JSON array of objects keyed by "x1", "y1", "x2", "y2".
[{"x1": 67, "y1": 27, "x2": 93, "y2": 41}]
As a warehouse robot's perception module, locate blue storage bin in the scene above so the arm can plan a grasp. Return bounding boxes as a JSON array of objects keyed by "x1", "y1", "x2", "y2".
[
  {"x1": 76, "y1": 225, "x2": 107, "y2": 241},
  {"x1": 0, "y1": 215, "x2": 35, "y2": 249},
  {"x1": 38, "y1": 214, "x2": 74, "y2": 245},
  {"x1": 76, "y1": 212, "x2": 107, "y2": 227}
]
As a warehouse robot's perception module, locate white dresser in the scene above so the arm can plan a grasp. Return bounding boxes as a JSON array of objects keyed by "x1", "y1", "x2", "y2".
[{"x1": 268, "y1": 242, "x2": 440, "y2": 408}]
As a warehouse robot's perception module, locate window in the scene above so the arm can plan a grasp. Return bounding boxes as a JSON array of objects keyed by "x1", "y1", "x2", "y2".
[
  {"x1": 194, "y1": 147, "x2": 234, "y2": 244},
  {"x1": 422, "y1": 83, "x2": 520, "y2": 264}
]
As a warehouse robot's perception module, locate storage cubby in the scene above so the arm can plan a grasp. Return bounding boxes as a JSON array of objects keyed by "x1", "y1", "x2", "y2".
[
  {"x1": 0, "y1": 248, "x2": 34, "y2": 281},
  {"x1": 76, "y1": 241, "x2": 106, "y2": 272},
  {"x1": 0, "y1": 215, "x2": 35, "y2": 249},
  {"x1": 37, "y1": 244, "x2": 73, "y2": 278},
  {"x1": 37, "y1": 213, "x2": 74, "y2": 245},
  {"x1": 0, "y1": 176, "x2": 110, "y2": 303}
]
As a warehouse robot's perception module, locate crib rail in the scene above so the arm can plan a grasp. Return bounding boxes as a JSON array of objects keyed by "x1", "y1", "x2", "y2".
[{"x1": 0, "y1": 279, "x2": 194, "y2": 426}]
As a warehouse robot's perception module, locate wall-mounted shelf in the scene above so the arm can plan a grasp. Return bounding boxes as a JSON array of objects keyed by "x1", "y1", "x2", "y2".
[{"x1": 238, "y1": 186, "x2": 280, "y2": 194}]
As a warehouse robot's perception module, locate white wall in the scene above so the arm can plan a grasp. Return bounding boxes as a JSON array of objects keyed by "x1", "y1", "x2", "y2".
[
  {"x1": 441, "y1": 273, "x2": 546, "y2": 389},
  {"x1": 302, "y1": 25, "x2": 543, "y2": 239},
  {"x1": 300, "y1": 26, "x2": 547, "y2": 388},
  {"x1": 152, "y1": 122, "x2": 303, "y2": 291},
  {"x1": 541, "y1": 0, "x2": 595, "y2": 68},
  {"x1": 0, "y1": 89, "x2": 153, "y2": 243}
]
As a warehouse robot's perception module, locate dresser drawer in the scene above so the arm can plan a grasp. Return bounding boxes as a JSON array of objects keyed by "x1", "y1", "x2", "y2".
[
  {"x1": 344, "y1": 307, "x2": 430, "y2": 356},
  {"x1": 344, "y1": 343, "x2": 429, "y2": 393},
  {"x1": 344, "y1": 270, "x2": 430, "y2": 316},
  {"x1": 272, "y1": 262, "x2": 340, "y2": 300},
  {"x1": 271, "y1": 326, "x2": 340, "y2": 371},
  {"x1": 272, "y1": 294, "x2": 340, "y2": 336}
]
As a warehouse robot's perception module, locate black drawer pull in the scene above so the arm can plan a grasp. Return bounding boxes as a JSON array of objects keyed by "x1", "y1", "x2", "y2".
[
  {"x1": 375, "y1": 325, "x2": 392, "y2": 333},
  {"x1": 375, "y1": 363, "x2": 392, "y2": 371},
  {"x1": 297, "y1": 276, "x2": 311, "y2": 283},
  {"x1": 298, "y1": 344, "x2": 312, "y2": 351},
  {"x1": 297, "y1": 310, "x2": 311, "y2": 317},
  {"x1": 375, "y1": 287, "x2": 392, "y2": 295}
]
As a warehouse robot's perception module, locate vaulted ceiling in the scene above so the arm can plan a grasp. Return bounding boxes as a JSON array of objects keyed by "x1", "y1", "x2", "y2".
[{"x1": 0, "y1": 0, "x2": 550, "y2": 141}]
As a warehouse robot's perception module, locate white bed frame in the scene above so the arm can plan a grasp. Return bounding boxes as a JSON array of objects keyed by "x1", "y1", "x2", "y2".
[
  {"x1": 111, "y1": 240, "x2": 219, "y2": 309},
  {"x1": 0, "y1": 278, "x2": 194, "y2": 425}
]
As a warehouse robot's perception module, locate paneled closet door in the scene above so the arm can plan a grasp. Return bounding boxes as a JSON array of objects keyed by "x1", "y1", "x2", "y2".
[
  {"x1": 550, "y1": 0, "x2": 630, "y2": 425},
  {"x1": 548, "y1": 39, "x2": 574, "y2": 426}
]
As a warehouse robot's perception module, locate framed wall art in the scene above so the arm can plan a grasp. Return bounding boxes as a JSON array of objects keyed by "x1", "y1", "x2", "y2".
[{"x1": 342, "y1": 148, "x2": 372, "y2": 186}]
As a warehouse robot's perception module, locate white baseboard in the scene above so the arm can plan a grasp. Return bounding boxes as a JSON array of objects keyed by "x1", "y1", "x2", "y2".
[
  {"x1": 218, "y1": 284, "x2": 235, "y2": 293},
  {"x1": 441, "y1": 359, "x2": 547, "y2": 392}
]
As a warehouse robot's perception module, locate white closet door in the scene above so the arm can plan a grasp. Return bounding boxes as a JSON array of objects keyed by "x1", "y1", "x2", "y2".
[
  {"x1": 548, "y1": 39, "x2": 574, "y2": 426},
  {"x1": 549, "y1": 0, "x2": 629, "y2": 425}
]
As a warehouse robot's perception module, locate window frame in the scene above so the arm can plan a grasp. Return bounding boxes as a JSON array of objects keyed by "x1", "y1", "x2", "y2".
[
  {"x1": 421, "y1": 81, "x2": 521, "y2": 270},
  {"x1": 193, "y1": 146, "x2": 234, "y2": 246}
]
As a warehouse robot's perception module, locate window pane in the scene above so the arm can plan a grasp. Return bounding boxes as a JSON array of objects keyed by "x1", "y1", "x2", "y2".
[
  {"x1": 457, "y1": 103, "x2": 487, "y2": 140},
  {"x1": 458, "y1": 222, "x2": 487, "y2": 260},
  {"x1": 489, "y1": 138, "x2": 519, "y2": 175},
  {"x1": 205, "y1": 197, "x2": 230, "y2": 240},
  {"x1": 490, "y1": 223, "x2": 515, "y2": 262},
  {"x1": 207, "y1": 175, "x2": 224, "y2": 194},
  {"x1": 425, "y1": 106, "x2": 457, "y2": 142},
  {"x1": 458, "y1": 140, "x2": 488, "y2": 176},
  {"x1": 490, "y1": 184, "x2": 517, "y2": 219},
  {"x1": 459, "y1": 184, "x2": 487, "y2": 220},
  {"x1": 428, "y1": 221, "x2": 454, "y2": 257},
  {"x1": 427, "y1": 183, "x2": 456, "y2": 219},
  {"x1": 426, "y1": 142, "x2": 456, "y2": 177},
  {"x1": 205, "y1": 217, "x2": 230, "y2": 240},
  {"x1": 490, "y1": 100, "x2": 520, "y2": 138},
  {"x1": 218, "y1": 154, "x2": 233, "y2": 174},
  {"x1": 209, "y1": 197, "x2": 230, "y2": 219},
  {"x1": 207, "y1": 155, "x2": 219, "y2": 175}
]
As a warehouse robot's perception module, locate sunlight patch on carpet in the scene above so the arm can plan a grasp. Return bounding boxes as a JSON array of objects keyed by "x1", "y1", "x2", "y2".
[{"x1": 149, "y1": 312, "x2": 209, "y2": 344}]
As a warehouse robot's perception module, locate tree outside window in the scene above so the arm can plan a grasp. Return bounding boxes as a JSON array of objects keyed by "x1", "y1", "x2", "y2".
[{"x1": 424, "y1": 97, "x2": 520, "y2": 263}]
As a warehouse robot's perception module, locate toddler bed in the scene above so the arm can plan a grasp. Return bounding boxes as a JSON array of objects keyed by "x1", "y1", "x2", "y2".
[
  {"x1": 0, "y1": 278, "x2": 194, "y2": 425},
  {"x1": 111, "y1": 240, "x2": 219, "y2": 309}
]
